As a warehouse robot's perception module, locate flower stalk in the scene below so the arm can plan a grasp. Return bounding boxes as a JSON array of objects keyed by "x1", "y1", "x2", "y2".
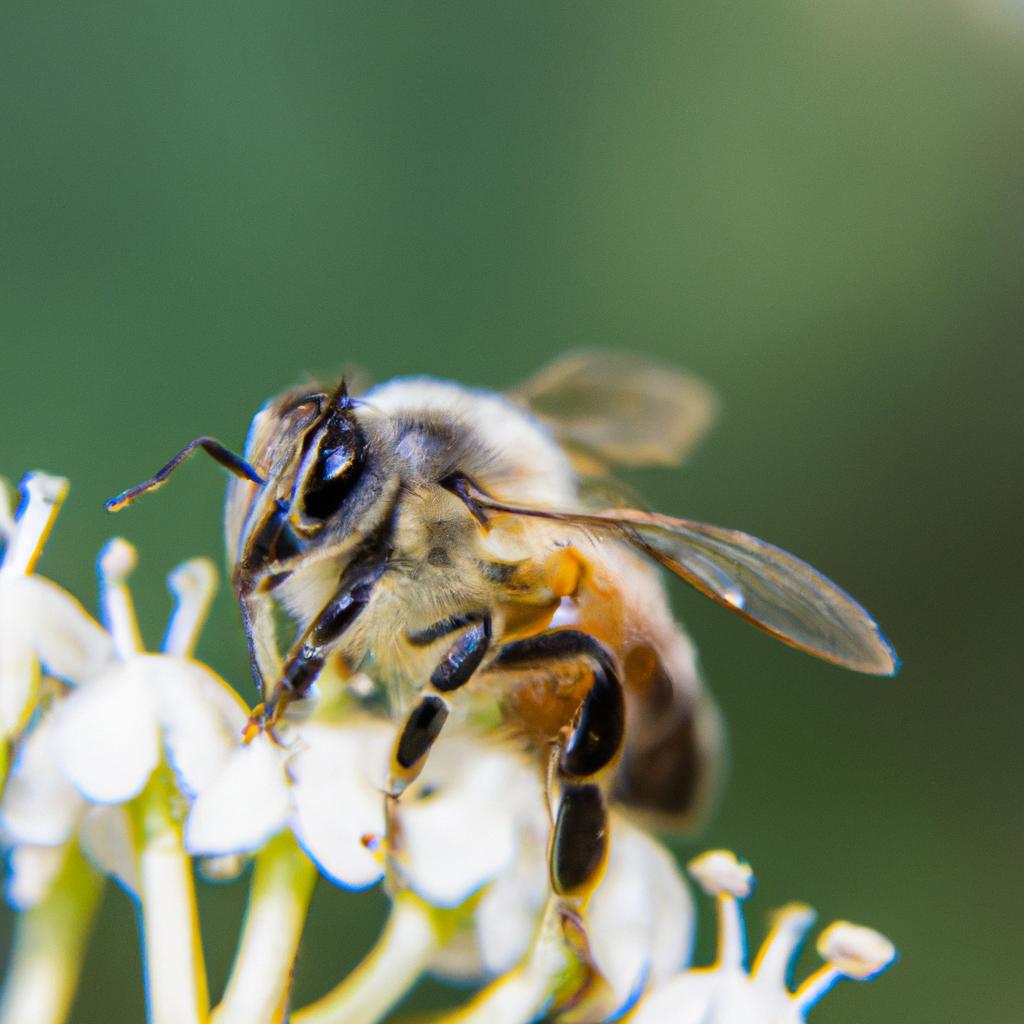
[
  {"x1": 292, "y1": 892, "x2": 441, "y2": 1024},
  {"x1": 212, "y1": 832, "x2": 317, "y2": 1024},
  {"x1": 0, "y1": 844, "x2": 102, "y2": 1024},
  {"x1": 437, "y1": 899, "x2": 584, "y2": 1024},
  {"x1": 131, "y1": 764, "x2": 209, "y2": 1024}
]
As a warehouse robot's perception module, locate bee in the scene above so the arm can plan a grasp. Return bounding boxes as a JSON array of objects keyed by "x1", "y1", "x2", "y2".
[{"x1": 107, "y1": 352, "x2": 898, "y2": 904}]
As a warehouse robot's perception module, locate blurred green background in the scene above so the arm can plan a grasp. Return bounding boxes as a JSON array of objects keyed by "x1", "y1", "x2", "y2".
[{"x1": 2, "y1": 2, "x2": 1022, "y2": 1021}]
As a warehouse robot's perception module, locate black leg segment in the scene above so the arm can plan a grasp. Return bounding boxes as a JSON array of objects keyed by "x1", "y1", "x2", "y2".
[
  {"x1": 429, "y1": 616, "x2": 492, "y2": 692},
  {"x1": 407, "y1": 611, "x2": 489, "y2": 647},
  {"x1": 551, "y1": 783, "x2": 609, "y2": 898},
  {"x1": 385, "y1": 613, "x2": 493, "y2": 798},
  {"x1": 389, "y1": 694, "x2": 450, "y2": 795},
  {"x1": 394, "y1": 695, "x2": 449, "y2": 771},
  {"x1": 263, "y1": 573, "x2": 379, "y2": 723},
  {"x1": 494, "y1": 629, "x2": 625, "y2": 780}
]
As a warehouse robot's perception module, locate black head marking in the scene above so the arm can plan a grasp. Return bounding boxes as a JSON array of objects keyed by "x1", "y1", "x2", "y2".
[{"x1": 297, "y1": 380, "x2": 367, "y2": 522}]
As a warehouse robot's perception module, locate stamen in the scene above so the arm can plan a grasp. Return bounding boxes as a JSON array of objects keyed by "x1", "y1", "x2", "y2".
[
  {"x1": 162, "y1": 558, "x2": 217, "y2": 657},
  {"x1": 688, "y1": 850, "x2": 753, "y2": 971},
  {"x1": 793, "y1": 964, "x2": 842, "y2": 1011},
  {"x1": 0, "y1": 477, "x2": 15, "y2": 540},
  {"x1": 98, "y1": 539, "x2": 143, "y2": 659},
  {"x1": 751, "y1": 902, "x2": 816, "y2": 990},
  {"x1": 816, "y1": 921, "x2": 896, "y2": 980},
  {"x1": 2, "y1": 473, "x2": 68, "y2": 575},
  {"x1": 794, "y1": 921, "x2": 896, "y2": 1012},
  {"x1": 361, "y1": 832, "x2": 386, "y2": 867},
  {"x1": 688, "y1": 849, "x2": 754, "y2": 899}
]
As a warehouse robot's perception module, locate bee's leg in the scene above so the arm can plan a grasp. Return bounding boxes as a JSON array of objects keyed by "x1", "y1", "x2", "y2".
[
  {"x1": 237, "y1": 585, "x2": 282, "y2": 701},
  {"x1": 387, "y1": 613, "x2": 493, "y2": 796},
  {"x1": 257, "y1": 576, "x2": 378, "y2": 731},
  {"x1": 408, "y1": 612, "x2": 493, "y2": 693},
  {"x1": 389, "y1": 694, "x2": 450, "y2": 795},
  {"x1": 493, "y1": 630, "x2": 625, "y2": 900},
  {"x1": 551, "y1": 782, "x2": 609, "y2": 900},
  {"x1": 493, "y1": 630, "x2": 625, "y2": 780}
]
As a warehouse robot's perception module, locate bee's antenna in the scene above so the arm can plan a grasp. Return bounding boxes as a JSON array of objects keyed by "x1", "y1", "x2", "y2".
[
  {"x1": 330, "y1": 377, "x2": 353, "y2": 411},
  {"x1": 106, "y1": 438, "x2": 266, "y2": 512}
]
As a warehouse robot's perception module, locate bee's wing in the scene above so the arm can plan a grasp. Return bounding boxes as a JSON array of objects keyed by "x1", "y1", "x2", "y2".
[
  {"x1": 475, "y1": 494, "x2": 899, "y2": 676},
  {"x1": 510, "y1": 351, "x2": 717, "y2": 469}
]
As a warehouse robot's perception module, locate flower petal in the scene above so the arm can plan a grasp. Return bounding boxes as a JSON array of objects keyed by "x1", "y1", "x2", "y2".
[
  {"x1": 1, "y1": 711, "x2": 83, "y2": 845},
  {"x1": 22, "y1": 576, "x2": 113, "y2": 685},
  {"x1": 473, "y1": 819, "x2": 548, "y2": 977},
  {"x1": 0, "y1": 587, "x2": 39, "y2": 736},
  {"x1": 288, "y1": 722, "x2": 387, "y2": 889},
  {"x1": 628, "y1": 972, "x2": 723, "y2": 1024},
  {"x1": 151, "y1": 656, "x2": 249, "y2": 798},
  {"x1": 587, "y1": 818, "x2": 693, "y2": 1002},
  {"x1": 5, "y1": 844, "x2": 67, "y2": 910},
  {"x1": 80, "y1": 804, "x2": 137, "y2": 895},
  {"x1": 184, "y1": 736, "x2": 290, "y2": 856},
  {"x1": 402, "y1": 743, "x2": 534, "y2": 907},
  {"x1": 54, "y1": 661, "x2": 160, "y2": 803}
]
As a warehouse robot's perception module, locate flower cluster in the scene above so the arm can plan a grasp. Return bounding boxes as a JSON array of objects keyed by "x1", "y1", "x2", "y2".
[{"x1": 0, "y1": 471, "x2": 897, "y2": 1024}]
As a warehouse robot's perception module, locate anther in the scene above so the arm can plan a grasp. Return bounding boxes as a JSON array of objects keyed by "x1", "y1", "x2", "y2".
[
  {"x1": 688, "y1": 849, "x2": 754, "y2": 971},
  {"x1": 816, "y1": 921, "x2": 897, "y2": 980},
  {"x1": 687, "y1": 849, "x2": 754, "y2": 899},
  {"x1": 793, "y1": 921, "x2": 897, "y2": 1012},
  {"x1": 3, "y1": 473, "x2": 68, "y2": 574}
]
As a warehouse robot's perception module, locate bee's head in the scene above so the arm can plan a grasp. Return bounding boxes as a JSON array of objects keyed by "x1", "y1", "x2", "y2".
[
  {"x1": 232, "y1": 377, "x2": 396, "y2": 574},
  {"x1": 289, "y1": 380, "x2": 368, "y2": 533}
]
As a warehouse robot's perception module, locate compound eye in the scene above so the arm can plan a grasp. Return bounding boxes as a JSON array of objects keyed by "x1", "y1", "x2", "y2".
[
  {"x1": 301, "y1": 421, "x2": 363, "y2": 521},
  {"x1": 320, "y1": 443, "x2": 355, "y2": 480}
]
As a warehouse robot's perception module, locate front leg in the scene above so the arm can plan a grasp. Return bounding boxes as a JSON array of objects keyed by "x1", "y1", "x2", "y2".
[{"x1": 255, "y1": 572, "x2": 380, "y2": 731}]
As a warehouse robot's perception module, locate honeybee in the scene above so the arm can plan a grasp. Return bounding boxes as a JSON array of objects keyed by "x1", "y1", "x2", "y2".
[{"x1": 107, "y1": 352, "x2": 897, "y2": 903}]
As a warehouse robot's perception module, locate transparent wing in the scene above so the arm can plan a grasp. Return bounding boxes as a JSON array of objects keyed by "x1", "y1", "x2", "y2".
[
  {"x1": 473, "y1": 493, "x2": 899, "y2": 676},
  {"x1": 510, "y1": 351, "x2": 718, "y2": 469}
]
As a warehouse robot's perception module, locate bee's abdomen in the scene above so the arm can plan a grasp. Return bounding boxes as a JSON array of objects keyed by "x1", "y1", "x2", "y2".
[{"x1": 612, "y1": 645, "x2": 722, "y2": 831}]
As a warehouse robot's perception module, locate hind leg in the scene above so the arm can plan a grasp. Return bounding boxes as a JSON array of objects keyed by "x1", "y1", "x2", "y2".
[{"x1": 493, "y1": 629, "x2": 625, "y2": 903}]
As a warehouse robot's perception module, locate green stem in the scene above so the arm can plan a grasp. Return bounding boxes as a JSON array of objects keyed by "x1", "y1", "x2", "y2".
[
  {"x1": 435, "y1": 899, "x2": 582, "y2": 1024},
  {"x1": 292, "y1": 893, "x2": 440, "y2": 1024},
  {"x1": 0, "y1": 844, "x2": 103, "y2": 1024},
  {"x1": 212, "y1": 833, "x2": 317, "y2": 1024},
  {"x1": 131, "y1": 766, "x2": 209, "y2": 1024}
]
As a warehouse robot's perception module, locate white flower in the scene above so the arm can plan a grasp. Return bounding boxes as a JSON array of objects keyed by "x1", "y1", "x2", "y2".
[
  {"x1": 1, "y1": 537, "x2": 237, "y2": 906},
  {"x1": 445, "y1": 809, "x2": 692, "y2": 1000},
  {"x1": 0, "y1": 704, "x2": 135, "y2": 908},
  {"x1": 0, "y1": 473, "x2": 111, "y2": 747},
  {"x1": 186, "y1": 687, "x2": 693, "y2": 1008},
  {"x1": 184, "y1": 709, "x2": 548, "y2": 904},
  {"x1": 628, "y1": 849, "x2": 897, "y2": 1024},
  {"x1": 50, "y1": 540, "x2": 243, "y2": 807}
]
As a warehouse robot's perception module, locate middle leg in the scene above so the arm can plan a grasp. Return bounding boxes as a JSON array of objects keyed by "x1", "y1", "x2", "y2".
[{"x1": 387, "y1": 612, "x2": 492, "y2": 796}]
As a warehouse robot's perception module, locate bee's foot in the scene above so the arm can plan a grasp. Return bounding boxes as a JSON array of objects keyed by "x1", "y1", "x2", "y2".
[
  {"x1": 241, "y1": 702, "x2": 288, "y2": 748},
  {"x1": 241, "y1": 704, "x2": 266, "y2": 744}
]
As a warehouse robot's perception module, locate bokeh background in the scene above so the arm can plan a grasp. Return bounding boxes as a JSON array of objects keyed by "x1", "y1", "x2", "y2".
[{"x1": 2, "y1": 3, "x2": 1022, "y2": 1021}]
